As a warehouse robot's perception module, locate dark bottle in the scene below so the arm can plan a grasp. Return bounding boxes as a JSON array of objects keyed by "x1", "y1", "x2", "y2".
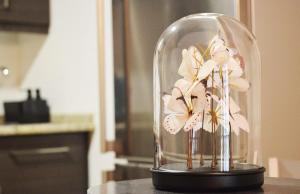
[
  {"x1": 27, "y1": 89, "x2": 32, "y2": 100},
  {"x1": 20, "y1": 89, "x2": 35, "y2": 123},
  {"x1": 35, "y1": 89, "x2": 50, "y2": 123}
]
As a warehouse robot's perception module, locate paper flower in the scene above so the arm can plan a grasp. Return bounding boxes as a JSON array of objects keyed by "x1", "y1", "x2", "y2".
[
  {"x1": 228, "y1": 97, "x2": 249, "y2": 135},
  {"x1": 202, "y1": 96, "x2": 249, "y2": 135},
  {"x1": 163, "y1": 79, "x2": 208, "y2": 134},
  {"x1": 178, "y1": 46, "x2": 216, "y2": 83},
  {"x1": 163, "y1": 35, "x2": 250, "y2": 136},
  {"x1": 207, "y1": 36, "x2": 249, "y2": 92}
]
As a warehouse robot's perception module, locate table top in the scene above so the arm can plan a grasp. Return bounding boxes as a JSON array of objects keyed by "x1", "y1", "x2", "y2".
[{"x1": 88, "y1": 177, "x2": 300, "y2": 194}]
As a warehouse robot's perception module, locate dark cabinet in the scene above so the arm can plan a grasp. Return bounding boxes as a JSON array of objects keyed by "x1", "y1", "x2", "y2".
[
  {"x1": 0, "y1": 0, "x2": 49, "y2": 33},
  {"x1": 0, "y1": 132, "x2": 88, "y2": 194}
]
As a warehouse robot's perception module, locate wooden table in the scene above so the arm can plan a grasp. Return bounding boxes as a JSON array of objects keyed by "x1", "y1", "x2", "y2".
[{"x1": 88, "y1": 177, "x2": 300, "y2": 194}]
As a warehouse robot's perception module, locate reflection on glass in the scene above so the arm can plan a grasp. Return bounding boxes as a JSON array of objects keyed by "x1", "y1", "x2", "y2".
[{"x1": 112, "y1": 0, "x2": 236, "y2": 181}]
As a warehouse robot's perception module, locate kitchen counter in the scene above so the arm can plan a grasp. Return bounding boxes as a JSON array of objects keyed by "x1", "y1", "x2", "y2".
[
  {"x1": 0, "y1": 114, "x2": 94, "y2": 136},
  {"x1": 88, "y1": 177, "x2": 300, "y2": 194}
]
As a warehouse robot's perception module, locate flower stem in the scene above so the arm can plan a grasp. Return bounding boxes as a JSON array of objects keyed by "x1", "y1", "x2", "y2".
[
  {"x1": 211, "y1": 123, "x2": 216, "y2": 169},
  {"x1": 211, "y1": 71, "x2": 216, "y2": 169},
  {"x1": 187, "y1": 129, "x2": 193, "y2": 169},
  {"x1": 200, "y1": 110, "x2": 205, "y2": 166},
  {"x1": 214, "y1": 126, "x2": 217, "y2": 166},
  {"x1": 229, "y1": 123, "x2": 234, "y2": 169}
]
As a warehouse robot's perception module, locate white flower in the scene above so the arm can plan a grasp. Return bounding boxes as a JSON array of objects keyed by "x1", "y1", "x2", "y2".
[
  {"x1": 207, "y1": 36, "x2": 249, "y2": 92},
  {"x1": 202, "y1": 97, "x2": 249, "y2": 135},
  {"x1": 163, "y1": 79, "x2": 208, "y2": 134},
  {"x1": 178, "y1": 46, "x2": 216, "y2": 83},
  {"x1": 163, "y1": 35, "x2": 251, "y2": 135},
  {"x1": 209, "y1": 35, "x2": 238, "y2": 64},
  {"x1": 209, "y1": 36, "x2": 230, "y2": 65},
  {"x1": 228, "y1": 97, "x2": 249, "y2": 135},
  {"x1": 207, "y1": 60, "x2": 249, "y2": 92}
]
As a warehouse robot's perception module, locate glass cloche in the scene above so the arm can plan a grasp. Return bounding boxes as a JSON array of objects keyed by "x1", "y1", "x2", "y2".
[{"x1": 151, "y1": 13, "x2": 264, "y2": 191}]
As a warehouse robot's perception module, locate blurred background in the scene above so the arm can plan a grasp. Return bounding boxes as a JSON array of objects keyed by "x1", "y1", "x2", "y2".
[{"x1": 0, "y1": 0, "x2": 299, "y2": 193}]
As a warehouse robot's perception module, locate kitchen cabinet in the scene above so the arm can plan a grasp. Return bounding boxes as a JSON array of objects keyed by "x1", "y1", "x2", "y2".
[
  {"x1": 0, "y1": 132, "x2": 88, "y2": 194},
  {"x1": 0, "y1": 0, "x2": 49, "y2": 33}
]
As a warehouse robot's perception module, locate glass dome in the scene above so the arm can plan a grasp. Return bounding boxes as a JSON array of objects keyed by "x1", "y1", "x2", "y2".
[{"x1": 152, "y1": 13, "x2": 264, "y2": 191}]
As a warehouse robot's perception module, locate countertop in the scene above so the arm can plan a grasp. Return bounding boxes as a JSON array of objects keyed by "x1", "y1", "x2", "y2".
[
  {"x1": 88, "y1": 178, "x2": 300, "y2": 194},
  {"x1": 0, "y1": 114, "x2": 94, "y2": 136}
]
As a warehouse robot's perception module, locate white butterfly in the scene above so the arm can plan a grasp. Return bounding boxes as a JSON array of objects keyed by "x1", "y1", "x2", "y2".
[
  {"x1": 207, "y1": 36, "x2": 250, "y2": 92},
  {"x1": 178, "y1": 46, "x2": 216, "y2": 83},
  {"x1": 228, "y1": 97, "x2": 250, "y2": 135},
  {"x1": 202, "y1": 96, "x2": 249, "y2": 135},
  {"x1": 207, "y1": 60, "x2": 249, "y2": 92},
  {"x1": 163, "y1": 79, "x2": 208, "y2": 134},
  {"x1": 209, "y1": 36, "x2": 230, "y2": 65}
]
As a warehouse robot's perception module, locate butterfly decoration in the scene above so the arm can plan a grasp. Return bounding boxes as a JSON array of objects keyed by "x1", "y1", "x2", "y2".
[
  {"x1": 163, "y1": 35, "x2": 250, "y2": 135},
  {"x1": 163, "y1": 79, "x2": 208, "y2": 134}
]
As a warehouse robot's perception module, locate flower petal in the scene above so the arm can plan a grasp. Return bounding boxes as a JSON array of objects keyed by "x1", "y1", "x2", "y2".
[
  {"x1": 178, "y1": 49, "x2": 195, "y2": 81},
  {"x1": 178, "y1": 46, "x2": 202, "y2": 81},
  {"x1": 166, "y1": 88, "x2": 187, "y2": 114},
  {"x1": 191, "y1": 83, "x2": 207, "y2": 113},
  {"x1": 174, "y1": 78, "x2": 192, "y2": 94},
  {"x1": 227, "y1": 57, "x2": 243, "y2": 78},
  {"x1": 206, "y1": 73, "x2": 222, "y2": 89},
  {"x1": 197, "y1": 60, "x2": 216, "y2": 81},
  {"x1": 184, "y1": 112, "x2": 203, "y2": 132},
  {"x1": 230, "y1": 117, "x2": 240, "y2": 135},
  {"x1": 188, "y1": 46, "x2": 203, "y2": 69},
  {"x1": 230, "y1": 78, "x2": 250, "y2": 92},
  {"x1": 163, "y1": 114, "x2": 187, "y2": 134},
  {"x1": 174, "y1": 79, "x2": 194, "y2": 107},
  {"x1": 233, "y1": 114, "x2": 249, "y2": 133},
  {"x1": 201, "y1": 113, "x2": 214, "y2": 133},
  {"x1": 229, "y1": 97, "x2": 240, "y2": 114},
  {"x1": 209, "y1": 35, "x2": 225, "y2": 54},
  {"x1": 212, "y1": 50, "x2": 229, "y2": 65},
  {"x1": 228, "y1": 48, "x2": 238, "y2": 56}
]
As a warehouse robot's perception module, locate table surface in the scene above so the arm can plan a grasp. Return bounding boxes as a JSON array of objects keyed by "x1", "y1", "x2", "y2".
[{"x1": 88, "y1": 177, "x2": 300, "y2": 194}]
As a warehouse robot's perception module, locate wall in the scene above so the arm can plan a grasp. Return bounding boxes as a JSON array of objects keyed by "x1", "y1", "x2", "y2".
[
  {"x1": 0, "y1": 32, "x2": 20, "y2": 87},
  {"x1": 0, "y1": 0, "x2": 102, "y2": 186},
  {"x1": 253, "y1": 0, "x2": 300, "y2": 175}
]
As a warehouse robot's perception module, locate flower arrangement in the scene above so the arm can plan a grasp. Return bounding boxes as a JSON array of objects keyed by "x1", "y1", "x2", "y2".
[{"x1": 163, "y1": 35, "x2": 250, "y2": 169}]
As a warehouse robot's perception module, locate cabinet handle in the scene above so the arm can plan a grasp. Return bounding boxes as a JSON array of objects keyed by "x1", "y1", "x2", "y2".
[
  {"x1": 9, "y1": 146, "x2": 71, "y2": 164},
  {"x1": 1, "y1": 0, "x2": 10, "y2": 10},
  {"x1": 10, "y1": 146, "x2": 70, "y2": 156}
]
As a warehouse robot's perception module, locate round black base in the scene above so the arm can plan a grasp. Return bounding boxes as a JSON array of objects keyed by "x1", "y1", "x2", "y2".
[{"x1": 151, "y1": 165, "x2": 265, "y2": 192}]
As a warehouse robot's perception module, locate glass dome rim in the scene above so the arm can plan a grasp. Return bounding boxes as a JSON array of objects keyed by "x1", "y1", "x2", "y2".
[
  {"x1": 157, "y1": 12, "x2": 224, "y2": 40},
  {"x1": 154, "y1": 12, "x2": 258, "y2": 55}
]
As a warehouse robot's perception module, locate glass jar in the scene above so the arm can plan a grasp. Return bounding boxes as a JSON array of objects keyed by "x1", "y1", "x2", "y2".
[{"x1": 152, "y1": 13, "x2": 264, "y2": 191}]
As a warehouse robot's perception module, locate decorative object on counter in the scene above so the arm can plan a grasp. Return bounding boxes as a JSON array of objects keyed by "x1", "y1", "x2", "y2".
[
  {"x1": 4, "y1": 88, "x2": 50, "y2": 123},
  {"x1": 151, "y1": 13, "x2": 264, "y2": 192}
]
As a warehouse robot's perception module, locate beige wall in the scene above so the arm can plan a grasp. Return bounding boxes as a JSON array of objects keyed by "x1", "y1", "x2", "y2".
[
  {"x1": 253, "y1": 0, "x2": 300, "y2": 175},
  {"x1": 0, "y1": 32, "x2": 45, "y2": 87}
]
